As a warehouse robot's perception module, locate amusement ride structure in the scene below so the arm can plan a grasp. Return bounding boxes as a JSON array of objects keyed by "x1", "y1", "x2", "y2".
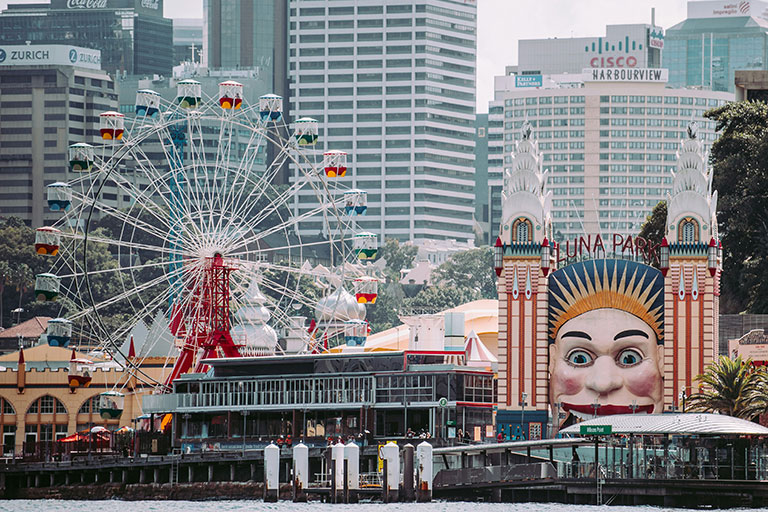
[{"x1": 31, "y1": 80, "x2": 380, "y2": 419}]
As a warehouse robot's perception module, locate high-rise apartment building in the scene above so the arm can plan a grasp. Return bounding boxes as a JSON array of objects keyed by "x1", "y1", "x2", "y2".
[
  {"x1": 0, "y1": 45, "x2": 118, "y2": 228},
  {"x1": 289, "y1": 0, "x2": 477, "y2": 243},
  {"x1": 0, "y1": 0, "x2": 173, "y2": 77},
  {"x1": 492, "y1": 69, "x2": 732, "y2": 242},
  {"x1": 173, "y1": 19, "x2": 204, "y2": 67},
  {"x1": 665, "y1": 1, "x2": 768, "y2": 92}
]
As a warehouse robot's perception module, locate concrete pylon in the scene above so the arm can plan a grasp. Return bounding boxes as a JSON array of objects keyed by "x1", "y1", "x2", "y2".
[
  {"x1": 416, "y1": 441, "x2": 433, "y2": 502},
  {"x1": 292, "y1": 442, "x2": 308, "y2": 502},
  {"x1": 344, "y1": 441, "x2": 360, "y2": 503},
  {"x1": 331, "y1": 442, "x2": 345, "y2": 503},
  {"x1": 380, "y1": 442, "x2": 400, "y2": 502},
  {"x1": 402, "y1": 443, "x2": 415, "y2": 501},
  {"x1": 264, "y1": 443, "x2": 280, "y2": 502}
]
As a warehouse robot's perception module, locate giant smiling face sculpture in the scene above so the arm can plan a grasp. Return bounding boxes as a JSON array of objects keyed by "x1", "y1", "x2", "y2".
[{"x1": 547, "y1": 260, "x2": 664, "y2": 425}]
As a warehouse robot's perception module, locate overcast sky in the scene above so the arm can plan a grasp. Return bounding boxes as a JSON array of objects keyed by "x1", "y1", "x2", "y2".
[{"x1": 0, "y1": 0, "x2": 690, "y2": 111}]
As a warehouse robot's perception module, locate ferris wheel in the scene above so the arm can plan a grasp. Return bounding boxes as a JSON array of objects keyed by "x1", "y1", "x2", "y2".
[{"x1": 32, "y1": 79, "x2": 379, "y2": 400}]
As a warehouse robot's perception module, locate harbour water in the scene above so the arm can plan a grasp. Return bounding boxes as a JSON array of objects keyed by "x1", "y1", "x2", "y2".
[{"x1": 0, "y1": 502, "x2": 708, "y2": 512}]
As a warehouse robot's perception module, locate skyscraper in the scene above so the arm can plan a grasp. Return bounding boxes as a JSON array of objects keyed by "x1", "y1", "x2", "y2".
[
  {"x1": 289, "y1": 0, "x2": 477, "y2": 243},
  {"x1": 204, "y1": 0, "x2": 288, "y2": 100},
  {"x1": 665, "y1": 1, "x2": 768, "y2": 92},
  {"x1": 0, "y1": 45, "x2": 118, "y2": 227},
  {"x1": 0, "y1": 0, "x2": 173, "y2": 77}
]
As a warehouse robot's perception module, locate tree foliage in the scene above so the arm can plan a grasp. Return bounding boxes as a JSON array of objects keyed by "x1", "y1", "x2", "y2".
[
  {"x1": 367, "y1": 241, "x2": 497, "y2": 334},
  {"x1": 705, "y1": 101, "x2": 768, "y2": 313},
  {"x1": 687, "y1": 355, "x2": 768, "y2": 419}
]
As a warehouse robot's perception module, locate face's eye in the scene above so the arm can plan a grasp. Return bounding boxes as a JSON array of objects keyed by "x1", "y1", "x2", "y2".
[
  {"x1": 566, "y1": 349, "x2": 593, "y2": 366},
  {"x1": 617, "y1": 348, "x2": 644, "y2": 367}
]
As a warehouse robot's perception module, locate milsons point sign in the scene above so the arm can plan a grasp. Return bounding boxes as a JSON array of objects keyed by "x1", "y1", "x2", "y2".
[{"x1": 554, "y1": 233, "x2": 660, "y2": 266}]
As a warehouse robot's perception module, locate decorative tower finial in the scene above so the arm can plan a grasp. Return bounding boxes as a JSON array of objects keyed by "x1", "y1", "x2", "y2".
[
  {"x1": 521, "y1": 119, "x2": 532, "y2": 141},
  {"x1": 686, "y1": 120, "x2": 699, "y2": 140}
]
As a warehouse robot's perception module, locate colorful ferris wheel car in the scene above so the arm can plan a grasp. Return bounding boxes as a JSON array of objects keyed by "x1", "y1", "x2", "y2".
[
  {"x1": 176, "y1": 79, "x2": 201, "y2": 109},
  {"x1": 218, "y1": 80, "x2": 243, "y2": 110},
  {"x1": 353, "y1": 232, "x2": 378, "y2": 260},
  {"x1": 34, "y1": 273, "x2": 60, "y2": 301},
  {"x1": 99, "y1": 391, "x2": 125, "y2": 420},
  {"x1": 323, "y1": 150, "x2": 347, "y2": 178},
  {"x1": 99, "y1": 111, "x2": 125, "y2": 140},
  {"x1": 46, "y1": 182, "x2": 72, "y2": 212},
  {"x1": 34, "y1": 226, "x2": 61, "y2": 255},
  {"x1": 135, "y1": 89, "x2": 161, "y2": 117},
  {"x1": 259, "y1": 93, "x2": 282, "y2": 121},
  {"x1": 294, "y1": 117, "x2": 318, "y2": 146},
  {"x1": 68, "y1": 142, "x2": 94, "y2": 172},
  {"x1": 47, "y1": 317, "x2": 72, "y2": 347}
]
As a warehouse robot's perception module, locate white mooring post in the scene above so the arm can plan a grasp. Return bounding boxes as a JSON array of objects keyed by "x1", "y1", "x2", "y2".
[
  {"x1": 345, "y1": 440, "x2": 360, "y2": 503},
  {"x1": 332, "y1": 441, "x2": 345, "y2": 502},
  {"x1": 264, "y1": 442, "x2": 280, "y2": 502},
  {"x1": 380, "y1": 442, "x2": 400, "y2": 502},
  {"x1": 292, "y1": 442, "x2": 308, "y2": 502},
  {"x1": 416, "y1": 441, "x2": 433, "y2": 502}
]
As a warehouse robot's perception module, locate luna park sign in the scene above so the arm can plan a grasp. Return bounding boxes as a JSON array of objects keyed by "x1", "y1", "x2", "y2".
[{"x1": 553, "y1": 234, "x2": 660, "y2": 266}]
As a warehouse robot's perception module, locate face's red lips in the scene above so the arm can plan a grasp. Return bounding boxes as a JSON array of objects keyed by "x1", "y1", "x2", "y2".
[{"x1": 562, "y1": 403, "x2": 654, "y2": 415}]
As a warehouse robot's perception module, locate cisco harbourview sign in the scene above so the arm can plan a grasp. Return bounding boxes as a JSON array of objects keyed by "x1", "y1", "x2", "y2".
[
  {"x1": 584, "y1": 67, "x2": 668, "y2": 83},
  {"x1": 0, "y1": 45, "x2": 101, "y2": 70}
]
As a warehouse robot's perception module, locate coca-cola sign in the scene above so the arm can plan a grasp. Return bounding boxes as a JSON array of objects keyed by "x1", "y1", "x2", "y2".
[
  {"x1": 67, "y1": 0, "x2": 108, "y2": 8},
  {"x1": 141, "y1": 0, "x2": 159, "y2": 9}
]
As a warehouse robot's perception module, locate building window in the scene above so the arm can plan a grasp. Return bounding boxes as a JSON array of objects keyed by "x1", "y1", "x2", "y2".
[
  {"x1": 1, "y1": 398, "x2": 14, "y2": 415},
  {"x1": 27, "y1": 396, "x2": 67, "y2": 415},
  {"x1": 679, "y1": 217, "x2": 699, "y2": 243},
  {"x1": 512, "y1": 217, "x2": 532, "y2": 243}
]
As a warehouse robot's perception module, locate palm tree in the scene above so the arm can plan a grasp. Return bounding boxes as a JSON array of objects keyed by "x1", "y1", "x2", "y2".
[{"x1": 686, "y1": 356, "x2": 768, "y2": 420}]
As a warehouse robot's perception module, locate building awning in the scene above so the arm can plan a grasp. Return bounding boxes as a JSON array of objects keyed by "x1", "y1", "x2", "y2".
[{"x1": 560, "y1": 413, "x2": 768, "y2": 436}]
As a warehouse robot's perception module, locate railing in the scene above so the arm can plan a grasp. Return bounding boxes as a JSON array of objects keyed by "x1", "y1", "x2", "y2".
[{"x1": 146, "y1": 375, "x2": 376, "y2": 413}]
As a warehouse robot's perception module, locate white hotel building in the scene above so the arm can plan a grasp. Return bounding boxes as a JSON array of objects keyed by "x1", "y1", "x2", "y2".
[
  {"x1": 488, "y1": 69, "x2": 732, "y2": 242},
  {"x1": 289, "y1": 0, "x2": 476, "y2": 243}
]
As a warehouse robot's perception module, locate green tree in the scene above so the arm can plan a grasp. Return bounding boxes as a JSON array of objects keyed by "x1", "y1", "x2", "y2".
[
  {"x1": 376, "y1": 238, "x2": 418, "y2": 282},
  {"x1": 433, "y1": 247, "x2": 496, "y2": 299},
  {"x1": 638, "y1": 201, "x2": 667, "y2": 247},
  {"x1": 365, "y1": 280, "x2": 405, "y2": 334},
  {"x1": 686, "y1": 356, "x2": 767, "y2": 419},
  {"x1": 704, "y1": 101, "x2": 768, "y2": 313},
  {"x1": 403, "y1": 285, "x2": 478, "y2": 313}
]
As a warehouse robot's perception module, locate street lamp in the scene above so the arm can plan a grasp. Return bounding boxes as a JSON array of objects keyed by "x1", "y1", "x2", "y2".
[
  {"x1": 629, "y1": 400, "x2": 639, "y2": 414},
  {"x1": 519, "y1": 392, "x2": 528, "y2": 440},
  {"x1": 679, "y1": 390, "x2": 687, "y2": 413},
  {"x1": 591, "y1": 399, "x2": 601, "y2": 419}
]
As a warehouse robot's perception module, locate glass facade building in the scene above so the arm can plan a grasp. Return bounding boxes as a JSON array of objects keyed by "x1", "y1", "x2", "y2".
[
  {"x1": 0, "y1": 0, "x2": 173, "y2": 77},
  {"x1": 665, "y1": 16, "x2": 768, "y2": 92}
]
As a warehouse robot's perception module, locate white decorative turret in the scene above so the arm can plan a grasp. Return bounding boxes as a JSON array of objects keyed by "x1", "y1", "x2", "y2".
[
  {"x1": 666, "y1": 122, "x2": 718, "y2": 244},
  {"x1": 231, "y1": 277, "x2": 278, "y2": 356},
  {"x1": 500, "y1": 120, "x2": 552, "y2": 245},
  {"x1": 315, "y1": 287, "x2": 366, "y2": 322}
]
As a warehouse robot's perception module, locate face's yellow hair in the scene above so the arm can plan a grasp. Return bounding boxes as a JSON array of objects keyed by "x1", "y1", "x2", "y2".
[{"x1": 548, "y1": 259, "x2": 664, "y2": 343}]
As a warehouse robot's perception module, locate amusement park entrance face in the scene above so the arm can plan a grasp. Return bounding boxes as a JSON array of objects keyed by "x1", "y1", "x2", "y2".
[{"x1": 549, "y1": 308, "x2": 664, "y2": 424}]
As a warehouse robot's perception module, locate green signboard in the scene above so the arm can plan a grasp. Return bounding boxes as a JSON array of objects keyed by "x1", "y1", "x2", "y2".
[{"x1": 580, "y1": 425, "x2": 613, "y2": 435}]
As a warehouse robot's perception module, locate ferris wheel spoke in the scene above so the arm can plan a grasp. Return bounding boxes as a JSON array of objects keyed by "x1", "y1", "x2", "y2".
[
  {"x1": 66, "y1": 264, "x2": 184, "y2": 322},
  {"x1": 227, "y1": 197, "x2": 345, "y2": 255}
]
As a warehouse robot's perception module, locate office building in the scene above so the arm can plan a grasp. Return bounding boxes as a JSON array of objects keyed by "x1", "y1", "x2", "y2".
[
  {"x1": 0, "y1": 0, "x2": 173, "y2": 77},
  {"x1": 289, "y1": 0, "x2": 477, "y2": 243},
  {"x1": 475, "y1": 105, "x2": 504, "y2": 246},
  {"x1": 204, "y1": 0, "x2": 288, "y2": 98},
  {"x1": 0, "y1": 45, "x2": 118, "y2": 228},
  {"x1": 492, "y1": 68, "x2": 732, "y2": 242},
  {"x1": 518, "y1": 23, "x2": 664, "y2": 76},
  {"x1": 173, "y1": 18, "x2": 204, "y2": 67},
  {"x1": 666, "y1": 1, "x2": 768, "y2": 92}
]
